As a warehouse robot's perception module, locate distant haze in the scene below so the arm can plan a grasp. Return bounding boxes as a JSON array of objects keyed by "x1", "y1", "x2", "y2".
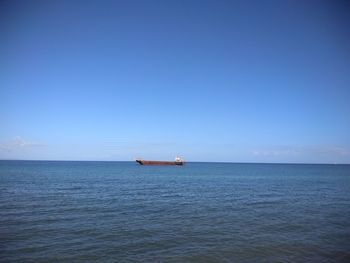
[{"x1": 1, "y1": 0, "x2": 350, "y2": 163}]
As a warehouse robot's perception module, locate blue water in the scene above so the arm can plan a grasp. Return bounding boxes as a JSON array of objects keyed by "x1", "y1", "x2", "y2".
[{"x1": 1, "y1": 161, "x2": 350, "y2": 262}]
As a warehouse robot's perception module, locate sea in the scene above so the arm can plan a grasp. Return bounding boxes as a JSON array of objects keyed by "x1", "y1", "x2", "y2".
[{"x1": 1, "y1": 161, "x2": 350, "y2": 262}]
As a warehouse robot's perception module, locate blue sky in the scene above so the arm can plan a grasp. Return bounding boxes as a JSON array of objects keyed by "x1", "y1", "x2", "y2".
[{"x1": 1, "y1": 0, "x2": 350, "y2": 163}]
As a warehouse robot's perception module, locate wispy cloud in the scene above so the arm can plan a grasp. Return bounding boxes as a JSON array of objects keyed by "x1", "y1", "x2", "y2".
[
  {"x1": 0, "y1": 136, "x2": 46, "y2": 152},
  {"x1": 252, "y1": 149, "x2": 298, "y2": 157},
  {"x1": 252, "y1": 145, "x2": 349, "y2": 157}
]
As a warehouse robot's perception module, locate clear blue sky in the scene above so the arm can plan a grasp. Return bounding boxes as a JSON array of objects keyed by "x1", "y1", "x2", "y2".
[{"x1": 1, "y1": 0, "x2": 350, "y2": 163}]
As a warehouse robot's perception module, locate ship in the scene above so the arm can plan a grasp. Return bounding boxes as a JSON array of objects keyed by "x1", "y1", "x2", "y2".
[{"x1": 136, "y1": 156, "x2": 184, "y2": 166}]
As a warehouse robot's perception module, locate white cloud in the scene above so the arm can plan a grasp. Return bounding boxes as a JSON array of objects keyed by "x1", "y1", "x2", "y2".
[
  {"x1": 0, "y1": 136, "x2": 46, "y2": 152},
  {"x1": 252, "y1": 149, "x2": 297, "y2": 156},
  {"x1": 252, "y1": 145, "x2": 349, "y2": 157}
]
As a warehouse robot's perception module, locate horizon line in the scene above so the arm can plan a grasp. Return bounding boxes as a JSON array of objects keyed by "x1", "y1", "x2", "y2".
[{"x1": 0, "y1": 159, "x2": 349, "y2": 165}]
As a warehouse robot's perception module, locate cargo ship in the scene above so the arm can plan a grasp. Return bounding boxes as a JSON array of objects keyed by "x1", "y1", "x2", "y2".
[{"x1": 136, "y1": 156, "x2": 184, "y2": 166}]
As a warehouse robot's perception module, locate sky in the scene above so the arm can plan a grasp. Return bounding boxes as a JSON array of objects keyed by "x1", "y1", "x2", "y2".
[{"x1": 1, "y1": 0, "x2": 350, "y2": 163}]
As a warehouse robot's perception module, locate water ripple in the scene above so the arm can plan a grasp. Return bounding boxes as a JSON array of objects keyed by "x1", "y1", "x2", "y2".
[{"x1": 1, "y1": 161, "x2": 350, "y2": 262}]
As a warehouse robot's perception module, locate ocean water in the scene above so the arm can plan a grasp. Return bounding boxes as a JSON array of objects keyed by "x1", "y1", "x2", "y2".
[{"x1": 1, "y1": 161, "x2": 350, "y2": 262}]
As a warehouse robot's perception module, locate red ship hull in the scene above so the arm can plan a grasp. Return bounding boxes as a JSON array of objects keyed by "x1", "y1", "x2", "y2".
[{"x1": 136, "y1": 160, "x2": 184, "y2": 166}]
